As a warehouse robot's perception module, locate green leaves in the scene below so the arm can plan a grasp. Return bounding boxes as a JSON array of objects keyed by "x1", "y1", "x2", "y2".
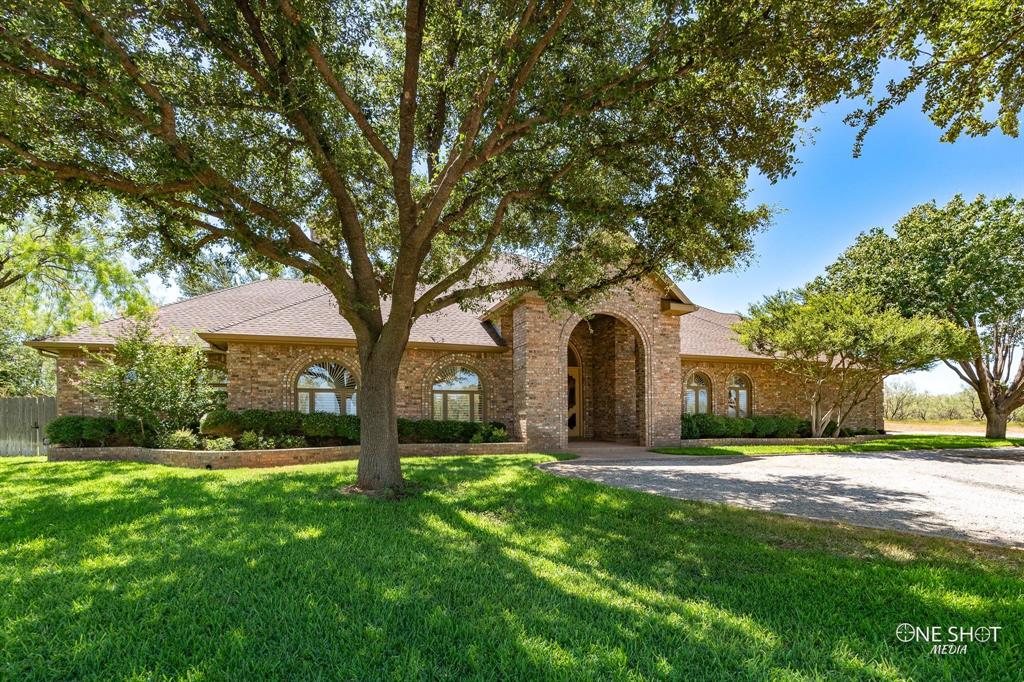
[
  {"x1": 736, "y1": 288, "x2": 962, "y2": 434},
  {"x1": 823, "y1": 194, "x2": 1024, "y2": 429},
  {"x1": 79, "y1": 315, "x2": 222, "y2": 437},
  {"x1": 849, "y1": 0, "x2": 1024, "y2": 151}
]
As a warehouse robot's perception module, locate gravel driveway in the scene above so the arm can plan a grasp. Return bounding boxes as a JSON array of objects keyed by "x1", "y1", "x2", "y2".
[{"x1": 542, "y1": 448, "x2": 1024, "y2": 547}]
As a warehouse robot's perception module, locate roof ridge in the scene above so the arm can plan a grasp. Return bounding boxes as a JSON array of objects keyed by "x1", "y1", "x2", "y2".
[
  {"x1": 47, "y1": 277, "x2": 285, "y2": 341},
  {"x1": 692, "y1": 307, "x2": 743, "y2": 333},
  {"x1": 207, "y1": 286, "x2": 333, "y2": 333}
]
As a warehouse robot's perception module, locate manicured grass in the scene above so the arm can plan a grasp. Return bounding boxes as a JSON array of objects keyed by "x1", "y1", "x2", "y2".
[
  {"x1": 653, "y1": 434, "x2": 1024, "y2": 457},
  {"x1": 1, "y1": 455, "x2": 1022, "y2": 680}
]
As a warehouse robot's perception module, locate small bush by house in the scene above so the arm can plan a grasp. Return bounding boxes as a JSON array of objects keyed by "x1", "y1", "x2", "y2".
[
  {"x1": 198, "y1": 408, "x2": 508, "y2": 446},
  {"x1": 680, "y1": 413, "x2": 878, "y2": 439},
  {"x1": 46, "y1": 415, "x2": 152, "y2": 447},
  {"x1": 159, "y1": 429, "x2": 201, "y2": 450}
]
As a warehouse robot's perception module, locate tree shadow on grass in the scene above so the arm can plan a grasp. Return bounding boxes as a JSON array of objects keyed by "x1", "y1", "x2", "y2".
[{"x1": 0, "y1": 455, "x2": 1020, "y2": 680}]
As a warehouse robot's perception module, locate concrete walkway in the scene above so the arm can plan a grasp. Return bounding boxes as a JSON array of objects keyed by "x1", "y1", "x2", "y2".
[{"x1": 543, "y1": 443, "x2": 1024, "y2": 547}]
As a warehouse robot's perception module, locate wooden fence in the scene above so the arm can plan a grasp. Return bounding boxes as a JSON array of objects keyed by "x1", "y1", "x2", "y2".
[{"x1": 0, "y1": 396, "x2": 56, "y2": 456}]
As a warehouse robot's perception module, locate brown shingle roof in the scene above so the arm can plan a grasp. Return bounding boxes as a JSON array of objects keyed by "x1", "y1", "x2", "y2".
[
  {"x1": 30, "y1": 279, "x2": 504, "y2": 350},
  {"x1": 32, "y1": 278, "x2": 769, "y2": 360},
  {"x1": 679, "y1": 306, "x2": 766, "y2": 360}
]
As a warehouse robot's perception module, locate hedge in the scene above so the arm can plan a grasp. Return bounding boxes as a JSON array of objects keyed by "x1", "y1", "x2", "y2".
[
  {"x1": 680, "y1": 413, "x2": 880, "y2": 439},
  {"x1": 47, "y1": 416, "x2": 151, "y2": 447},
  {"x1": 199, "y1": 408, "x2": 509, "y2": 444}
]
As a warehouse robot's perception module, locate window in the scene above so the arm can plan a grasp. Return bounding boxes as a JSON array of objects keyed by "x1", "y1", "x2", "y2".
[
  {"x1": 684, "y1": 372, "x2": 711, "y2": 415},
  {"x1": 296, "y1": 363, "x2": 358, "y2": 415},
  {"x1": 727, "y1": 374, "x2": 751, "y2": 418},
  {"x1": 432, "y1": 366, "x2": 481, "y2": 422}
]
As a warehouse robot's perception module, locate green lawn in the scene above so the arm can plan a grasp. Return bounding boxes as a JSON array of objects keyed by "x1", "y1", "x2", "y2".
[
  {"x1": 653, "y1": 434, "x2": 1024, "y2": 457},
  {"x1": 1, "y1": 455, "x2": 1021, "y2": 680}
]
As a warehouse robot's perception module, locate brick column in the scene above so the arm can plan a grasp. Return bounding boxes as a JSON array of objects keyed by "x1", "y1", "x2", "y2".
[{"x1": 512, "y1": 299, "x2": 564, "y2": 450}]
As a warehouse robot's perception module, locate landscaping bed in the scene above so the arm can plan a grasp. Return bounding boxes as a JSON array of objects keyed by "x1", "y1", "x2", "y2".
[
  {"x1": 46, "y1": 409, "x2": 511, "y2": 452},
  {"x1": 47, "y1": 441, "x2": 528, "y2": 469},
  {"x1": 681, "y1": 413, "x2": 882, "y2": 439}
]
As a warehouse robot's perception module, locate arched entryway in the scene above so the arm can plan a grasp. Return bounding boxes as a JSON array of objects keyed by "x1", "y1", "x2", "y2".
[{"x1": 564, "y1": 313, "x2": 648, "y2": 444}]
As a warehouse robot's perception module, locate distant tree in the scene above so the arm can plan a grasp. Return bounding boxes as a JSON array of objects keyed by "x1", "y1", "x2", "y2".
[
  {"x1": 883, "y1": 378, "x2": 917, "y2": 421},
  {"x1": 0, "y1": 214, "x2": 148, "y2": 397},
  {"x1": 851, "y1": 1, "x2": 1024, "y2": 152},
  {"x1": 0, "y1": 0, "x2": 889, "y2": 489},
  {"x1": 0, "y1": 298, "x2": 53, "y2": 397},
  {"x1": 80, "y1": 316, "x2": 221, "y2": 441},
  {"x1": 825, "y1": 194, "x2": 1024, "y2": 438},
  {"x1": 736, "y1": 289, "x2": 961, "y2": 437}
]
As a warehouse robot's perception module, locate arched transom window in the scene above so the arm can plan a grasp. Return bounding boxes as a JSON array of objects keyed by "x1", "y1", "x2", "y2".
[
  {"x1": 432, "y1": 366, "x2": 482, "y2": 422},
  {"x1": 296, "y1": 362, "x2": 358, "y2": 415},
  {"x1": 727, "y1": 374, "x2": 751, "y2": 418},
  {"x1": 684, "y1": 372, "x2": 711, "y2": 415}
]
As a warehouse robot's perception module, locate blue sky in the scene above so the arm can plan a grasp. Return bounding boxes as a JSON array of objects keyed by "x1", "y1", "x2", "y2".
[
  {"x1": 680, "y1": 81, "x2": 1024, "y2": 394},
  {"x1": 148, "y1": 70, "x2": 1022, "y2": 395}
]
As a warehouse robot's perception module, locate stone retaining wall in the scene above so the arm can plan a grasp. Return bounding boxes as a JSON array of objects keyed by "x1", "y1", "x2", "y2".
[
  {"x1": 677, "y1": 435, "x2": 889, "y2": 447},
  {"x1": 48, "y1": 441, "x2": 529, "y2": 469}
]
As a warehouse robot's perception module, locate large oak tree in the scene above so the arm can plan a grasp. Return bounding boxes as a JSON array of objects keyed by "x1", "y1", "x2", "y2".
[{"x1": 0, "y1": 0, "x2": 888, "y2": 489}]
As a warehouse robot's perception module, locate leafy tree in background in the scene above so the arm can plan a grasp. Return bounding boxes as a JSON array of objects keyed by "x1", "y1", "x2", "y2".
[
  {"x1": 0, "y1": 214, "x2": 148, "y2": 397},
  {"x1": 0, "y1": 299, "x2": 53, "y2": 397},
  {"x1": 826, "y1": 195, "x2": 1024, "y2": 438},
  {"x1": 79, "y1": 317, "x2": 222, "y2": 442},
  {"x1": 0, "y1": 0, "x2": 893, "y2": 489},
  {"x1": 736, "y1": 289, "x2": 961, "y2": 437},
  {"x1": 851, "y1": 0, "x2": 1024, "y2": 152},
  {"x1": 1, "y1": 215, "x2": 148, "y2": 328}
]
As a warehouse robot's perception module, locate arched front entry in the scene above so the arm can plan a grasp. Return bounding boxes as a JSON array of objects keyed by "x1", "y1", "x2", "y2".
[{"x1": 560, "y1": 311, "x2": 652, "y2": 445}]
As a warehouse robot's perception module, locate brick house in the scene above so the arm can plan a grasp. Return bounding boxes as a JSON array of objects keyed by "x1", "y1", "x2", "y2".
[{"x1": 28, "y1": 277, "x2": 883, "y2": 449}]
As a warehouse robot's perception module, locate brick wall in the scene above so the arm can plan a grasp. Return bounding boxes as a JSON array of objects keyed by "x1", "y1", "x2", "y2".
[
  {"x1": 224, "y1": 341, "x2": 515, "y2": 427},
  {"x1": 680, "y1": 358, "x2": 884, "y2": 430},
  {"x1": 54, "y1": 352, "x2": 106, "y2": 417}
]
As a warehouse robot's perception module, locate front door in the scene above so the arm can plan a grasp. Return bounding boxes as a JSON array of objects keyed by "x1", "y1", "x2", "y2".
[{"x1": 567, "y1": 367, "x2": 581, "y2": 438}]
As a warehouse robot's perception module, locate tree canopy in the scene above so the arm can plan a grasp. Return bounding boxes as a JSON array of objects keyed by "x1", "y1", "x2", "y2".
[
  {"x1": 736, "y1": 288, "x2": 960, "y2": 437},
  {"x1": 824, "y1": 194, "x2": 1024, "y2": 438},
  {"x1": 849, "y1": 0, "x2": 1024, "y2": 152}
]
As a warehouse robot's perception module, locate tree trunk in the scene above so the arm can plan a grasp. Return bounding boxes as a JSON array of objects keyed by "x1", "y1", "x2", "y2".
[
  {"x1": 356, "y1": 348, "x2": 405, "y2": 490},
  {"x1": 985, "y1": 409, "x2": 1008, "y2": 439}
]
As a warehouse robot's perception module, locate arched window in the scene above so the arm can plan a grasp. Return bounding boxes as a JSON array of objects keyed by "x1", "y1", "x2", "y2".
[
  {"x1": 432, "y1": 366, "x2": 482, "y2": 422},
  {"x1": 296, "y1": 362, "x2": 358, "y2": 415},
  {"x1": 684, "y1": 372, "x2": 711, "y2": 415},
  {"x1": 727, "y1": 374, "x2": 751, "y2": 418}
]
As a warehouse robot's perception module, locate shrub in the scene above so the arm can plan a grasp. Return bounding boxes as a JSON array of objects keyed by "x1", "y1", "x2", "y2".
[
  {"x1": 80, "y1": 417, "x2": 116, "y2": 445},
  {"x1": 238, "y1": 409, "x2": 304, "y2": 436},
  {"x1": 332, "y1": 415, "x2": 360, "y2": 443},
  {"x1": 113, "y1": 418, "x2": 151, "y2": 446},
  {"x1": 300, "y1": 412, "x2": 335, "y2": 438},
  {"x1": 237, "y1": 430, "x2": 276, "y2": 450},
  {"x1": 203, "y1": 436, "x2": 235, "y2": 451},
  {"x1": 469, "y1": 423, "x2": 509, "y2": 444},
  {"x1": 299, "y1": 412, "x2": 359, "y2": 443},
  {"x1": 79, "y1": 316, "x2": 221, "y2": 438},
  {"x1": 46, "y1": 416, "x2": 86, "y2": 446},
  {"x1": 680, "y1": 414, "x2": 701, "y2": 439},
  {"x1": 276, "y1": 434, "x2": 308, "y2": 449},
  {"x1": 200, "y1": 409, "x2": 243, "y2": 436},
  {"x1": 748, "y1": 415, "x2": 804, "y2": 438},
  {"x1": 159, "y1": 429, "x2": 201, "y2": 450}
]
